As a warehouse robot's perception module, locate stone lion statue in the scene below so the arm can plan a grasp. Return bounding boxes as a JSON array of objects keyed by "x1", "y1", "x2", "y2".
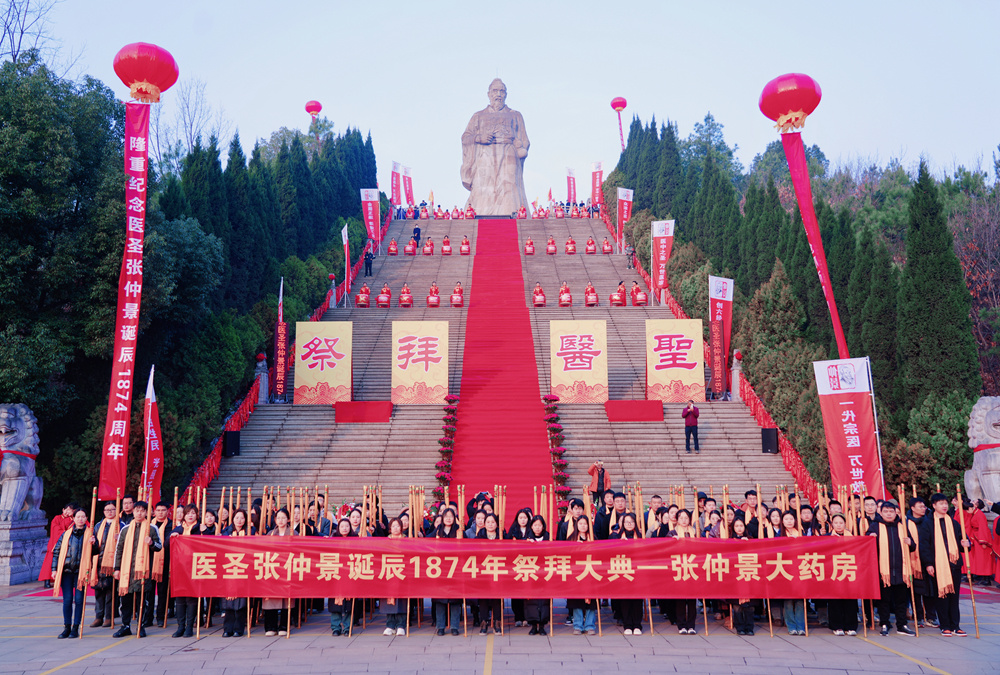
[
  {"x1": 964, "y1": 396, "x2": 1000, "y2": 505},
  {"x1": 0, "y1": 403, "x2": 44, "y2": 520}
]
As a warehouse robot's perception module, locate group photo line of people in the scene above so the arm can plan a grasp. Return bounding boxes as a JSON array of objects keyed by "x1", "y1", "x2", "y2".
[{"x1": 41, "y1": 475, "x2": 994, "y2": 643}]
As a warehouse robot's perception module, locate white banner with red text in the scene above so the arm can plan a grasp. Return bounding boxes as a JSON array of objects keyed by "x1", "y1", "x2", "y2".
[
  {"x1": 402, "y1": 166, "x2": 414, "y2": 206},
  {"x1": 361, "y1": 189, "x2": 380, "y2": 242},
  {"x1": 566, "y1": 168, "x2": 576, "y2": 204},
  {"x1": 651, "y1": 220, "x2": 675, "y2": 295},
  {"x1": 591, "y1": 162, "x2": 603, "y2": 204},
  {"x1": 391, "y1": 161, "x2": 401, "y2": 207},
  {"x1": 813, "y1": 358, "x2": 885, "y2": 499},
  {"x1": 708, "y1": 276, "x2": 734, "y2": 394},
  {"x1": 616, "y1": 187, "x2": 633, "y2": 250}
]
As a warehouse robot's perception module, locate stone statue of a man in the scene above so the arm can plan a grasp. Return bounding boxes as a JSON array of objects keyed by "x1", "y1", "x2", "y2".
[{"x1": 461, "y1": 79, "x2": 530, "y2": 216}]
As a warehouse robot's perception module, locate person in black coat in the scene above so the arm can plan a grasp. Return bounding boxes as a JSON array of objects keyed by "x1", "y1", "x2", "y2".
[
  {"x1": 523, "y1": 516, "x2": 551, "y2": 635},
  {"x1": 918, "y1": 493, "x2": 971, "y2": 636},
  {"x1": 412, "y1": 225, "x2": 421, "y2": 246},
  {"x1": 906, "y1": 497, "x2": 938, "y2": 627},
  {"x1": 169, "y1": 505, "x2": 201, "y2": 638},
  {"x1": 433, "y1": 509, "x2": 462, "y2": 635},
  {"x1": 51, "y1": 508, "x2": 91, "y2": 638},
  {"x1": 476, "y1": 514, "x2": 504, "y2": 634},
  {"x1": 866, "y1": 500, "x2": 916, "y2": 636},
  {"x1": 364, "y1": 248, "x2": 374, "y2": 277}
]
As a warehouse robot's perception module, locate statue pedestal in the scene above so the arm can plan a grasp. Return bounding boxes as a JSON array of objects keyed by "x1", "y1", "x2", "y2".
[{"x1": 0, "y1": 515, "x2": 48, "y2": 585}]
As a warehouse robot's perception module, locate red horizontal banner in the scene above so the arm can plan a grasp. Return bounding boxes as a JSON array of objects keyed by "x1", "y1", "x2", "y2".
[{"x1": 170, "y1": 535, "x2": 878, "y2": 600}]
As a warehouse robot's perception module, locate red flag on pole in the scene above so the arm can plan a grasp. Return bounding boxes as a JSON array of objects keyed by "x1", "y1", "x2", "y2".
[
  {"x1": 591, "y1": 162, "x2": 604, "y2": 204},
  {"x1": 616, "y1": 187, "x2": 633, "y2": 252},
  {"x1": 566, "y1": 168, "x2": 576, "y2": 203},
  {"x1": 99, "y1": 102, "x2": 151, "y2": 500},
  {"x1": 402, "y1": 166, "x2": 414, "y2": 206},
  {"x1": 342, "y1": 224, "x2": 351, "y2": 303},
  {"x1": 391, "y1": 161, "x2": 401, "y2": 207},
  {"x1": 708, "y1": 276, "x2": 734, "y2": 393},
  {"x1": 141, "y1": 365, "x2": 163, "y2": 506}
]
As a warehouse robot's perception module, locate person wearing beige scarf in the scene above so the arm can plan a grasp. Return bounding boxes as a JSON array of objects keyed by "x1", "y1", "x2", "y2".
[
  {"x1": 112, "y1": 501, "x2": 162, "y2": 638},
  {"x1": 866, "y1": 500, "x2": 916, "y2": 636},
  {"x1": 91, "y1": 502, "x2": 121, "y2": 628},
  {"x1": 919, "y1": 493, "x2": 971, "y2": 636},
  {"x1": 51, "y1": 508, "x2": 91, "y2": 638}
]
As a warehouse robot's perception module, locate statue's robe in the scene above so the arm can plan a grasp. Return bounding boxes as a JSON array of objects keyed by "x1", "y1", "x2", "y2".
[{"x1": 461, "y1": 105, "x2": 529, "y2": 215}]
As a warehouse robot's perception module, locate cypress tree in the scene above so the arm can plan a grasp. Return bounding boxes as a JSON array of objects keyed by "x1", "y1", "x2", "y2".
[
  {"x1": 754, "y1": 177, "x2": 785, "y2": 290},
  {"x1": 845, "y1": 228, "x2": 874, "y2": 356},
  {"x1": 289, "y1": 135, "x2": 321, "y2": 258},
  {"x1": 224, "y1": 134, "x2": 267, "y2": 311},
  {"x1": 737, "y1": 181, "x2": 761, "y2": 293},
  {"x1": 634, "y1": 118, "x2": 659, "y2": 212},
  {"x1": 653, "y1": 121, "x2": 682, "y2": 218},
  {"x1": 248, "y1": 143, "x2": 283, "y2": 259},
  {"x1": 158, "y1": 174, "x2": 188, "y2": 221},
  {"x1": 896, "y1": 162, "x2": 981, "y2": 413},
  {"x1": 273, "y1": 140, "x2": 300, "y2": 259},
  {"x1": 673, "y1": 164, "x2": 699, "y2": 229},
  {"x1": 860, "y1": 239, "x2": 898, "y2": 402}
]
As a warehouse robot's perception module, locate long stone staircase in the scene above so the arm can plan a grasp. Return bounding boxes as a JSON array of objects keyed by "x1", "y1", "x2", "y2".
[{"x1": 208, "y1": 214, "x2": 796, "y2": 516}]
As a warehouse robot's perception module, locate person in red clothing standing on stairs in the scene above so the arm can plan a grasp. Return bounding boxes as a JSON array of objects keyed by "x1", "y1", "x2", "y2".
[{"x1": 682, "y1": 400, "x2": 700, "y2": 454}]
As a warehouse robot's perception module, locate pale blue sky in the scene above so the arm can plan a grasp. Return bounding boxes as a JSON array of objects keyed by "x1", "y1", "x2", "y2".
[{"x1": 48, "y1": 0, "x2": 999, "y2": 207}]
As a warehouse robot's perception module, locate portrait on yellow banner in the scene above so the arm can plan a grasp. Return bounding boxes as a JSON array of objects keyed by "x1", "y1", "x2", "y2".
[
  {"x1": 391, "y1": 321, "x2": 449, "y2": 404},
  {"x1": 645, "y1": 319, "x2": 705, "y2": 402},
  {"x1": 293, "y1": 321, "x2": 353, "y2": 404},
  {"x1": 549, "y1": 320, "x2": 608, "y2": 403}
]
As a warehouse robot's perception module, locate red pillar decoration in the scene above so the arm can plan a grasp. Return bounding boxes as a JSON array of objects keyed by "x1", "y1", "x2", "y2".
[{"x1": 759, "y1": 73, "x2": 849, "y2": 360}]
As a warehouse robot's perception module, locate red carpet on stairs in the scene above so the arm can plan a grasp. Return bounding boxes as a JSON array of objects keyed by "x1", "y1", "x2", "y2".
[{"x1": 450, "y1": 219, "x2": 552, "y2": 520}]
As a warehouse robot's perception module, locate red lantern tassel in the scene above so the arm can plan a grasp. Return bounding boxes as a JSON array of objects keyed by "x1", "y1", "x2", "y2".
[{"x1": 781, "y1": 132, "x2": 850, "y2": 359}]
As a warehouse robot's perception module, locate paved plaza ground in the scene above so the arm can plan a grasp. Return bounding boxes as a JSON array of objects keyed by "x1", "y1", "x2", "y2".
[{"x1": 1, "y1": 583, "x2": 998, "y2": 675}]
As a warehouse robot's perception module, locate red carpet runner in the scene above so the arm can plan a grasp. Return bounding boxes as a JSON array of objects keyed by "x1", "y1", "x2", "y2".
[{"x1": 451, "y1": 219, "x2": 552, "y2": 518}]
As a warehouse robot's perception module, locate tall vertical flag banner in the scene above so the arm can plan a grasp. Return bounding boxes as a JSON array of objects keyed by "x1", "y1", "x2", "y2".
[
  {"x1": 708, "y1": 276, "x2": 734, "y2": 394},
  {"x1": 645, "y1": 319, "x2": 705, "y2": 402},
  {"x1": 616, "y1": 187, "x2": 633, "y2": 251},
  {"x1": 99, "y1": 102, "x2": 151, "y2": 499},
  {"x1": 141, "y1": 365, "x2": 163, "y2": 505},
  {"x1": 650, "y1": 220, "x2": 675, "y2": 297},
  {"x1": 294, "y1": 322, "x2": 353, "y2": 404},
  {"x1": 549, "y1": 320, "x2": 609, "y2": 403},
  {"x1": 273, "y1": 278, "x2": 288, "y2": 400},
  {"x1": 361, "y1": 189, "x2": 380, "y2": 243},
  {"x1": 591, "y1": 162, "x2": 603, "y2": 204},
  {"x1": 391, "y1": 321, "x2": 449, "y2": 404},
  {"x1": 402, "y1": 166, "x2": 414, "y2": 206},
  {"x1": 391, "y1": 161, "x2": 402, "y2": 207},
  {"x1": 813, "y1": 358, "x2": 885, "y2": 499},
  {"x1": 342, "y1": 224, "x2": 351, "y2": 303},
  {"x1": 566, "y1": 168, "x2": 576, "y2": 203}
]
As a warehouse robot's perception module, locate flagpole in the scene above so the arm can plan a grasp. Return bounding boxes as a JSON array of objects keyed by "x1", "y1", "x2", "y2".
[{"x1": 141, "y1": 365, "x2": 155, "y2": 497}]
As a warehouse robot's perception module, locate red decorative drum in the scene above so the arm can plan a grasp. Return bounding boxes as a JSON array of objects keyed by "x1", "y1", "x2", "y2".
[
  {"x1": 441, "y1": 245, "x2": 452, "y2": 256},
  {"x1": 610, "y1": 292, "x2": 625, "y2": 307},
  {"x1": 376, "y1": 293, "x2": 391, "y2": 308},
  {"x1": 404, "y1": 245, "x2": 416, "y2": 255},
  {"x1": 533, "y1": 293, "x2": 546, "y2": 307},
  {"x1": 565, "y1": 242, "x2": 576, "y2": 254},
  {"x1": 585, "y1": 243, "x2": 597, "y2": 254},
  {"x1": 355, "y1": 293, "x2": 370, "y2": 308},
  {"x1": 558, "y1": 293, "x2": 572, "y2": 307},
  {"x1": 460, "y1": 244, "x2": 471, "y2": 255},
  {"x1": 524, "y1": 244, "x2": 535, "y2": 255},
  {"x1": 399, "y1": 293, "x2": 413, "y2": 307},
  {"x1": 427, "y1": 294, "x2": 440, "y2": 308},
  {"x1": 585, "y1": 293, "x2": 599, "y2": 307},
  {"x1": 546, "y1": 244, "x2": 557, "y2": 255}
]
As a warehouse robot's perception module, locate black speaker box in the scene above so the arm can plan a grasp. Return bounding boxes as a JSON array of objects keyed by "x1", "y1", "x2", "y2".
[
  {"x1": 761, "y1": 428, "x2": 779, "y2": 454},
  {"x1": 224, "y1": 430, "x2": 240, "y2": 457}
]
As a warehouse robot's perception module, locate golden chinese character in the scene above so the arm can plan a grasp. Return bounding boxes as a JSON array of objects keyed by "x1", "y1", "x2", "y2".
[
  {"x1": 285, "y1": 553, "x2": 312, "y2": 581},
  {"x1": 222, "y1": 552, "x2": 249, "y2": 580},
  {"x1": 831, "y1": 553, "x2": 857, "y2": 582},
  {"x1": 254, "y1": 552, "x2": 281, "y2": 581},
  {"x1": 379, "y1": 554, "x2": 406, "y2": 581},
  {"x1": 348, "y1": 553, "x2": 375, "y2": 581},
  {"x1": 543, "y1": 555, "x2": 573, "y2": 581},
  {"x1": 512, "y1": 555, "x2": 539, "y2": 582},
  {"x1": 765, "y1": 552, "x2": 794, "y2": 581},
  {"x1": 575, "y1": 554, "x2": 603, "y2": 582},
  {"x1": 797, "y1": 552, "x2": 826, "y2": 581},
  {"x1": 606, "y1": 554, "x2": 635, "y2": 582},
  {"x1": 670, "y1": 554, "x2": 699, "y2": 582},
  {"x1": 481, "y1": 555, "x2": 509, "y2": 581},
  {"x1": 317, "y1": 553, "x2": 342, "y2": 581},
  {"x1": 192, "y1": 552, "x2": 217, "y2": 580},
  {"x1": 735, "y1": 553, "x2": 760, "y2": 582},
  {"x1": 702, "y1": 553, "x2": 729, "y2": 582}
]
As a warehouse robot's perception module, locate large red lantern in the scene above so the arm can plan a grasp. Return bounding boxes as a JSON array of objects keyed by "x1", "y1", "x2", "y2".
[
  {"x1": 306, "y1": 100, "x2": 323, "y2": 119},
  {"x1": 758, "y1": 73, "x2": 821, "y2": 133},
  {"x1": 112, "y1": 43, "x2": 178, "y2": 103},
  {"x1": 610, "y1": 97, "x2": 628, "y2": 152}
]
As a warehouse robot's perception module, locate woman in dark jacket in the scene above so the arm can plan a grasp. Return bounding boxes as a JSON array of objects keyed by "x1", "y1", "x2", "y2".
[
  {"x1": 476, "y1": 513, "x2": 503, "y2": 633},
  {"x1": 566, "y1": 516, "x2": 598, "y2": 635},
  {"x1": 220, "y1": 508, "x2": 253, "y2": 637},
  {"x1": 433, "y1": 508, "x2": 462, "y2": 635},
  {"x1": 524, "y1": 515, "x2": 551, "y2": 635},
  {"x1": 51, "y1": 508, "x2": 90, "y2": 638},
  {"x1": 616, "y1": 513, "x2": 645, "y2": 635},
  {"x1": 330, "y1": 519, "x2": 357, "y2": 635},
  {"x1": 505, "y1": 508, "x2": 532, "y2": 626},
  {"x1": 169, "y1": 505, "x2": 201, "y2": 637}
]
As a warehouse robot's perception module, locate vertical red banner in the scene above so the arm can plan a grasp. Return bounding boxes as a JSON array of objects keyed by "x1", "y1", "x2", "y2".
[
  {"x1": 591, "y1": 162, "x2": 603, "y2": 204},
  {"x1": 390, "y1": 161, "x2": 401, "y2": 207},
  {"x1": 99, "y1": 102, "x2": 150, "y2": 500},
  {"x1": 566, "y1": 168, "x2": 576, "y2": 203},
  {"x1": 360, "y1": 189, "x2": 379, "y2": 241},
  {"x1": 710, "y1": 320, "x2": 725, "y2": 396},
  {"x1": 402, "y1": 166, "x2": 414, "y2": 206},
  {"x1": 141, "y1": 365, "x2": 163, "y2": 505},
  {"x1": 651, "y1": 220, "x2": 675, "y2": 294},
  {"x1": 616, "y1": 187, "x2": 633, "y2": 250},
  {"x1": 813, "y1": 358, "x2": 885, "y2": 499},
  {"x1": 273, "y1": 322, "x2": 288, "y2": 399},
  {"x1": 708, "y1": 275, "x2": 734, "y2": 391}
]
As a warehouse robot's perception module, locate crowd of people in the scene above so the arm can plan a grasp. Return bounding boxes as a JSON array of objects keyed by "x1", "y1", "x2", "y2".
[
  {"x1": 391, "y1": 200, "x2": 602, "y2": 221},
  {"x1": 41, "y1": 484, "x2": 996, "y2": 641}
]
